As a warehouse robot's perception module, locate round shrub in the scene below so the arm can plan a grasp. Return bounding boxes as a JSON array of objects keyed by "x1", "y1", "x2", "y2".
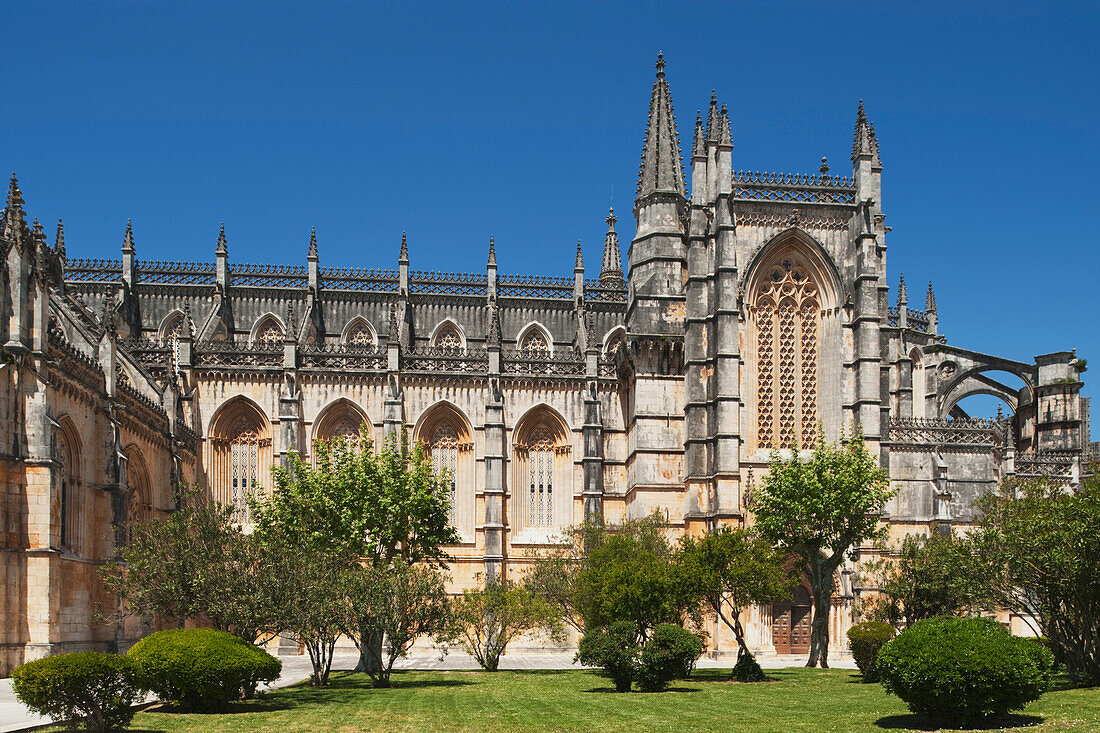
[
  {"x1": 576, "y1": 621, "x2": 639, "y2": 692},
  {"x1": 11, "y1": 652, "x2": 142, "y2": 732},
  {"x1": 731, "y1": 651, "x2": 767, "y2": 682},
  {"x1": 877, "y1": 616, "x2": 1053, "y2": 726},
  {"x1": 634, "y1": 624, "x2": 703, "y2": 692},
  {"x1": 127, "y1": 629, "x2": 281, "y2": 711},
  {"x1": 847, "y1": 621, "x2": 895, "y2": 682}
]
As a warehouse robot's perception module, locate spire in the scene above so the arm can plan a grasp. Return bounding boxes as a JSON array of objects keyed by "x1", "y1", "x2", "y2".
[
  {"x1": 54, "y1": 219, "x2": 65, "y2": 259},
  {"x1": 718, "y1": 104, "x2": 731, "y2": 146},
  {"x1": 926, "y1": 281, "x2": 937, "y2": 313},
  {"x1": 706, "y1": 90, "x2": 719, "y2": 142},
  {"x1": 487, "y1": 235, "x2": 496, "y2": 267},
  {"x1": 215, "y1": 223, "x2": 227, "y2": 256},
  {"x1": 307, "y1": 227, "x2": 318, "y2": 259},
  {"x1": 574, "y1": 239, "x2": 583, "y2": 270},
  {"x1": 897, "y1": 272, "x2": 908, "y2": 306},
  {"x1": 399, "y1": 230, "x2": 408, "y2": 263},
  {"x1": 600, "y1": 207, "x2": 624, "y2": 283},
  {"x1": 692, "y1": 111, "x2": 705, "y2": 158},
  {"x1": 636, "y1": 52, "x2": 685, "y2": 199},
  {"x1": 4, "y1": 173, "x2": 25, "y2": 242},
  {"x1": 122, "y1": 219, "x2": 135, "y2": 254},
  {"x1": 851, "y1": 99, "x2": 882, "y2": 166}
]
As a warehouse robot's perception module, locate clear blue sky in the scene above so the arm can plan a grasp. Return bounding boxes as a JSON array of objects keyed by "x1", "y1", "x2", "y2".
[{"x1": 5, "y1": 1, "x2": 1098, "y2": 426}]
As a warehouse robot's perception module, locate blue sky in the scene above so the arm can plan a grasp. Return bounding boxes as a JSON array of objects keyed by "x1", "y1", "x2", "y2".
[{"x1": 4, "y1": 1, "x2": 1098, "y2": 425}]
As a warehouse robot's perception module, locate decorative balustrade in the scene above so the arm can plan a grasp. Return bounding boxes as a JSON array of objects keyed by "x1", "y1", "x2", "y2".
[
  {"x1": 886, "y1": 307, "x2": 931, "y2": 332},
  {"x1": 597, "y1": 357, "x2": 618, "y2": 379},
  {"x1": 230, "y1": 263, "x2": 308, "y2": 288},
  {"x1": 1014, "y1": 450, "x2": 1077, "y2": 478},
  {"x1": 887, "y1": 417, "x2": 1007, "y2": 447},
  {"x1": 403, "y1": 347, "x2": 488, "y2": 374},
  {"x1": 502, "y1": 349, "x2": 585, "y2": 377},
  {"x1": 64, "y1": 258, "x2": 122, "y2": 282},
  {"x1": 300, "y1": 344, "x2": 387, "y2": 371},
  {"x1": 584, "y1": 280, "x2": 627, "y2": 302},
  {"x1": 319, "y1": 266, "x2": 399, "y2": 292},
  {"x1": 193, "y1": 342, "x2": 283, "y2": 368},
  {"x1": 409, "y1": 271, "x2": 487, "y2": 296},
  {"x1": 135, "y1": 261, "x2": 216, "y2": 285},
  {"x1": 733, "y1": 171, "x2": 856, "y2": 205},
  {"x1": 497, "y1": 274, "x2": 574, "y2": 300}
]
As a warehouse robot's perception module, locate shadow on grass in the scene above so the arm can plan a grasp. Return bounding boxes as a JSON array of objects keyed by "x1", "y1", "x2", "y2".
[{"x1": 874, "y1": 713, "x2": 1044, "y2": 730}]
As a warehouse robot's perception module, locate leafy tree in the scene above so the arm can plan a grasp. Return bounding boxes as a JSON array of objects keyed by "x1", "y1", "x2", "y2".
[
  {"x1": 676, "y1": 527, "x2": 794, "y2": 671},
  {"x1": 446, "y1": 578, "x2": 563, "y2": 671},
  {"x1": 974, "y1": 475, "x2": 1100, "y2": 684},
  {"x1": 254, "y1": 430, "x2": 458, "y2": 681},
  {"x1": 860, "y1": 532, "x2": 988, "y2": 628},
  {"x1": 752, "y1": 431, "x2": 893, "y2": 667}
]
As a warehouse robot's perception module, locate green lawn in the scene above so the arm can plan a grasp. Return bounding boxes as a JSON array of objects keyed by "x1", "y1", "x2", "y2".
[{"x1": 64, "y1": 668, "x2": 1100, "y2": 733}]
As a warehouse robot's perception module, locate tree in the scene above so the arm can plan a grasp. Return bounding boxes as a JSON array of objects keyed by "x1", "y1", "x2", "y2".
[
  {"x1": 752, "y1": 431, "x2": 893, "y2": 667},
  {"x1": 446, "y1": 578, "x2": 563, "y2": 671},
  {"x1": 676, "y1": 527, "x2": 794, "y2": 670},
  {"x1": 253, "y1": 430, "x2": 459, "y2": 682},
  {"x1": 973, "y1": 474, "x2": 1100, "y2": 684},
  {"x1": 860, "y1": 532, "x2": 988, "y2": 628}
]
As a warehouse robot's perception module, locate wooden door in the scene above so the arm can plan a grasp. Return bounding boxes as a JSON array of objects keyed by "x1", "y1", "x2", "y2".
[{"x1": 772, "y1": 585, "x2": 812, "y2": 654}]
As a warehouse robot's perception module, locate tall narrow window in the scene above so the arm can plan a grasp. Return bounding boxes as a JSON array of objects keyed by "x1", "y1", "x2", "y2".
[
  {"x1": 229, "y1": 416, "x2": 261, "y2": 523},
  {"x1": 209, "y1": 400, "x2": 271, "y2": 523},
  {"x1": 125, "y1": 451, "x2": 152, "y2": 546},
  {"x1": 430, "y1": 424, "x2": 459, "y2": 525},
  {"x1": 527, "y1": 427, "x2": 554, "y2": 528},
  {"x1": 512, "y1": 408, "x2": 570, "y2": 535},
  {"x1": 755, "y1": 258, "x2": 819, "y2": 449},
  {"x1": 56, "y1": 421, "x2": 82, "y2": 553}
]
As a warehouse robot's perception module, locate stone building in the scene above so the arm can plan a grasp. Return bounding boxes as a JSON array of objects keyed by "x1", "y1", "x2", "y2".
[{"x1": 0, "y1": 54, "x2": 1089, "y2": 673}]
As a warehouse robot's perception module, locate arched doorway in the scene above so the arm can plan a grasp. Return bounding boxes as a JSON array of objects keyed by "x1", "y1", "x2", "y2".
[{"x1": 772, "y1": 585, "x2": 812, "y2": 654}]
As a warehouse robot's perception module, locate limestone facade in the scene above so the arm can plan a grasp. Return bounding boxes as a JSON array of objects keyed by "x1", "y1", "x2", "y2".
[{"x1": 0, "y1": 54, "x2": 1089, "y2": 674}]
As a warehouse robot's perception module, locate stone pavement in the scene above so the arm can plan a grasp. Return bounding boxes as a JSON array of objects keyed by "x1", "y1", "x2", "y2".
[{"x1": 0, "y1": 651, "x2": 854, "y2": 732}]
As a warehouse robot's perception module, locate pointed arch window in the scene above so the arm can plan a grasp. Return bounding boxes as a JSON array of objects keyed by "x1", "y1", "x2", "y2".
[
  {"x1": 434, "y1": 325, "x2": 463, "y2": 351},
  {"x1": 527, "y1": 427, "x2": 555, "y2": 528},
  {"x1": 512, "y1": 408, "x2": 571, "y2": 536},
  {"x1": 416, "y1": 403, "x2": 474, "y2": 540},
  {"x1": 209, "y1": 401, "x2": 272, "y2": 523},
  {"x1": 253, "y1": 317, "x2": 284, "y2": 346},
  {"x1": 124, "y1": 450, "x2": 153, "y2": 545},
  {"x1": 520, "y1": 330, "x2": 550, "y2": 354},
  {"x1": 344, "y1": 322, "x2": 375, "y2": 348},
  {"x1": 430, "y1": 424, "x2": 459, "y2": 526},
  {"x1": 56, "y1": 424, "x2": 82, "y2": 553},
  {"x1": 754, "y1": 258, "x2": 820, "y2": 449}
]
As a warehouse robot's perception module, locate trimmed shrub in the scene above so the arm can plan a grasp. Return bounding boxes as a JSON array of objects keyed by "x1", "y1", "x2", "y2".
[
  {"x1": 877, "y1": 616, "x2": 1053, "y2": 726},
  {"x1": 634, "y1": 625, "x2": 704, "y2": 692},
  {"x1": 11, "y1": 652, "x2": 142, "y2": 732},
  {"x1": 127, "y1": 629, "x2": 281, "y2": 711},
  {"x1": 731, "y1": 651, "x2": 767, "y2": 682},
  {"x1": 847, "y1": 621, "x2": 895, "y2": 682},
  {"x1": 576, "y1": 621, "x2": 639, "y2": 692}
]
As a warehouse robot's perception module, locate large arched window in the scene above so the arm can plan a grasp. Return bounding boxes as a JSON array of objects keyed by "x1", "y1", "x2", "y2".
[
  {"x1": 414, "y1": 402, "x2": 474, "y2": 540},
  {"x1": 56, "y1": 419, "x2": 82, "y2": 552},
  {"x1": 313, "y1": 399, "x2": 372, "y2": 454},
  {"x1": 511, "y1": 406, "x2": 571, "y2": 537},
  {"x1": 124, "y1": 448, "x2": 153, "y2": 545},
  {"x1": 209, "y1": 399, "x2": 272, "y2": 522},
  {"x1": 752, "y1": 254, "x2": 820, "y2": 449}
]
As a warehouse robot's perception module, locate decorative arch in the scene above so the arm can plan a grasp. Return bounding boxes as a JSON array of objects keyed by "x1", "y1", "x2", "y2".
[
  {"x1": 55, "y1": 416, "x2": 83, "y2": 552},
  {"x1": 123, "y1": 446, "x2": 153, "y2": 544},
  {"x1": 413, "y1": 401, "x2": 475, "y2": 539},
  {"x1": 313, "y1": 398, "x2": 373, "y2": 449},
  {"x1": 430, "y1": 319, "x2": 467, "y2": 351},
  {"x1": 602, "y1": 325, "x2": 627, "y2": 357},
  {"x1": 158, "y1": 309, "x2": 187, "y2": 344},
  {"x1": 340, "y1": 316, "x2": 377, "y2": 348},
  {"x1": 511, "y1": 404, "x2": 572, "y2": 535},
  {"x1": 937, "y1": 365, "x2": 1035, "y2": 419},
  {"x1": 516, "y1": 322, "x2": 554, "y2": 355},
  {"x1": 207, "y1": 397, "x2": 272, "y2": 521},
  {"x1": 745, "y1": 234, "x2": 837, "y2": 450},
  {"x1": 249, "y1": 313, "x2": 286, "y2": 347}
]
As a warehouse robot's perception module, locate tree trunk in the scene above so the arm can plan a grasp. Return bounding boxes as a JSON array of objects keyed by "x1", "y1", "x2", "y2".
[
  {"x1": 354, "y1": 623, "x2": 384, "y2": 683},
  {"x1": 806, "y1": 557, "x2": 838, "y2": 668}
]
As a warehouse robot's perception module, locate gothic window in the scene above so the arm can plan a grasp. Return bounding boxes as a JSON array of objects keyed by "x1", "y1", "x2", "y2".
[
  {"x1": 209, "y1": 400, "x2": 271, "y2": 523},
  {"x1": 56, "y1": 424, "x2": 81, "y2": 552},
  {"x1": 125, "y1": 450, "x2": 153, "y2": 545},
  {"x1": 527, "y1": 427, "x2": 555, "y2": 528},
  {"x1": 160, "y1": 311, "x2": 185, "y2": 345},
  {"x1": 253, "y1": 316, "x2": 284, "y2": 346},
  {"x1": 512, "y1": 408, "x2": 571, "y2": 534},
  {"x1": 434, "y1": 324, "x2": 463, "y2": 351},
  {"x1": 520, "y1": 329, "x2": 550, "y2": 354},
  {"x1": 430, "y1": 424, "x2": 459, "y2": 526},
  {"x1": 313, "y1": 400, "x2": 371, "y2": 454},
  {"x1": 755, "y1": 257, "x2": 820, "y2": 449},
  {"x1": 344, "y1": 321, "x2": 375, "y2": 348}
]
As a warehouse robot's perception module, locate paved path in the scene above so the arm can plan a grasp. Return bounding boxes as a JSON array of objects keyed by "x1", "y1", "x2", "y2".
[{"x1": 0, "y1": 651, "x2": 854, "y2": 732}]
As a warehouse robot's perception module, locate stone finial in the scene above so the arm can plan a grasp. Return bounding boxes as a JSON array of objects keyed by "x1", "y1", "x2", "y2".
[
  {"x1": 706, "y1": 90, "x2": 719, "y2": 142},
  {"x1": 4, "y1": 173, "x2": 25, "y2": 239},
  {"x1": 897, "y1": 272, "x2": 908, "y2": 306},
  {"x1": 819, "y1": 157, "x2": 829, "y2": 175},
  {"x1": 574, "y1": 239, "x2": 584, "y2": 271},
  {"x1": 486, "y1": 301, "x2": 502, "y2": 346},
  {"x1": 399, "y1": 230, "x2": 408, "y2": 263},
  {"x1": 851, "y1": 99, "x2": 882, "y2": 166},
  {"x1": 926, "y1": 280, "x2": 937, "y2": 313},
  {"x1": 487, "y1": 235, "x2": 496, "y2": 267},
  {"x1": 636, "y1": 51, "x2": 685, "y2": 199},
  {"x1": 122, "y1": 219, "x2": 135, "y2": 254},
  {"x1": 54, "y1": 219, "x2": 65, "y2": 259},
  {"x1": 718, "y1": 104, "x2": 731, "y2": 146},
  {"x1": 600, "y1": 206, "x2": 624, "y2": 284},
  {"x1": 215, "y1": 223, "x2": 228, "y2": 256},
  {"x1": 692, "y1": 111, "x2": 705, "y2": 158},
  {"x1": 307, "y1": 227, "x2": 318, "y2": 260}
]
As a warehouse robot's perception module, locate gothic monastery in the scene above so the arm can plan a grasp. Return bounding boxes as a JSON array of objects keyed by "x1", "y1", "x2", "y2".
[{"x1": 0, "y1": 54, "x2": 1090, "y2": 674}]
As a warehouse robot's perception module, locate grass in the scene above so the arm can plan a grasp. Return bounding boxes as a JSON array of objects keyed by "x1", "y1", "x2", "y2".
[{"x1": 49, "y1": 668, "x2": 1100, "y2": 733}]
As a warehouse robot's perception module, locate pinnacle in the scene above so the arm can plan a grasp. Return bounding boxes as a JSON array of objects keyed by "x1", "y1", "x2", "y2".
[
  {"x1": 897, "y1": 272, "x2": 908, "y2": 306},
  {"x1": 55, "y1": 219, "x2": 65, "y2": 258},
  {"x1": 487, "y1": 235, "x2": 497, "y2": 267},
  {"x1": 718, "y1": 103, "x2": 731, "y2": 146},
  {"x1": 706, "y1": 90, "x2": 719, "y2": 141},
  {"x1": 600, "y1": 206, "x2": 624, "y2": 284},
  {"x1": 123, "y1": 219, "x2": 135, "y2": 253},
  {"x1": 851, "y1": 99, "x2": 882, "y2": 166},
  {"x1": 655, "y1": 51, "x2": 665, "y2": 79},
  {"x1": 216, "y1": 223, "x2": 228, "y2": 255},
  {"x1": 636, "y1": 52, "x2": 685, "y2": 199},
  {"x1": 926, "y1": 281, "x2": 937, "y2": 313},
  {"x1": 399, "y1": 230, "x2": 408, "y2": 262},
  {"x1": 692, "y1": 111, "x2": 705, "y2": 158},
  {"x1": 308, "y1": 227, "x2": 318, "y2": 259},
  {"x1": 6, "y1": 173, "x2": 24, "y2": 215},
  {"x1": 574, "y1": 240, "x2": 584, "y2": 270}
]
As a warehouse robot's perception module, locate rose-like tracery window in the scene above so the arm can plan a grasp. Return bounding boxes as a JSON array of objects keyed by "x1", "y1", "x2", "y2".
[{"x1": 435, "y1": 325, "x2": 463, "y2": 351}]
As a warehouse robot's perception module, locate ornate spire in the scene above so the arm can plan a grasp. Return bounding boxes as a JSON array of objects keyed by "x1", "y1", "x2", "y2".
[
  {"x1": 54, "y1": 219, "x2": 65, "y2": 259},
  {"x1": 706, "y1": 90, "x2": 719, "y2": 142},
  {"x1": 574, "y1": 240, "x2": 583, "y2": 270},
  {"x1": 307, "y1": 227, "x2": 318, "y2": 259},
  {"x1": 122, "y1": 219, "x2": 135, "y2": 254},
  {"x1": 4, "y1": 173, "x2": 25, "y2": 242},
  {"x1": 600, "y1": 207, "x2": 624, "y2": 283},
  {"x1": 215, "y1": 223, "x2": 228, "y2": 256},
  {"x1": 636, "y1": 52, "x2": 685, "y2": 199},
  {"x1": 851, "y1": 100, "x2": 882, "y2": 166},
  {"x1": 399, "y1": 230, "x2": 408, "y2": 262},
  {"x1": 692, "y1": 111, "x2": 705, "y2": 158},
  {"x1": 487, "y1": 235, "x2": 496, "y2": 267},
  {"x1": 718, "y1": 104, "x2": 731, "y2": 146},
  {"x1": 897, "y1": 272, "x2": 908, "y2": 306},
  {"x1": 926, "y1": 280, "x2": 937, "y2": 314}
]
